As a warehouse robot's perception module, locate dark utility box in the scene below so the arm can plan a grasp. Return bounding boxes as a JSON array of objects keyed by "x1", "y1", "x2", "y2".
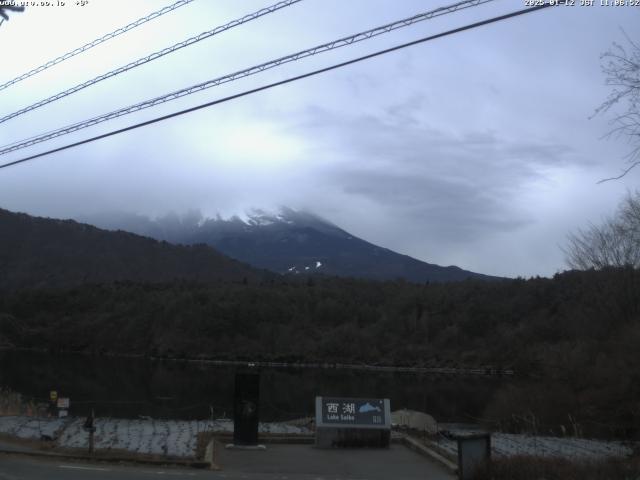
[{"x1": 453, "y1": 432, "x2": 491, "y2": 480}]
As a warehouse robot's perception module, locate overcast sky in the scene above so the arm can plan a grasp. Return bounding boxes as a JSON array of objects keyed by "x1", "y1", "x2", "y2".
[{"x1": 1, "y1": 0, "x2": 639, "y2": 278}]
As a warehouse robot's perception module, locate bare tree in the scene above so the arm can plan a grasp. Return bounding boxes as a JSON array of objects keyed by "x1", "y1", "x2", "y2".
[
  {"x1": 565, "y1": 191, "x2": 640, "y2": 269},
  {"x1": 595, "y1": 33, "x2": 640, "y2": 183},
  {"x1": 0, "y1": 5, "x2": 25, "y2": 25}
]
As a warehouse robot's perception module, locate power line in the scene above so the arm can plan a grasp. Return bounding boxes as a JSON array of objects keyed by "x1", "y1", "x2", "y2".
[
  {"x1": 0, "y1": 0, "x2": 303, "y2": 125},
  {"x1": 0, "y1": 3, "x2": 557, "y2": 171},
  {"x1": 0, "y1": 0, "x2": 496, "y2": 155},
  {"x1": 0, "y1": 0, "x2": 195, "y2": 92}
]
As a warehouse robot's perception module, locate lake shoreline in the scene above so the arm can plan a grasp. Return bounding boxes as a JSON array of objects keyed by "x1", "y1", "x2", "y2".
[{"x1": 0, "y1": 346, "x2": 515, "y2": 376}]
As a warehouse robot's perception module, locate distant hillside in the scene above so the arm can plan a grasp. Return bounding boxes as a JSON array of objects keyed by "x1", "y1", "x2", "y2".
[
  {"x1": 0, "y1": 208, "x2": 261, "y2": 289},
  {"x1": 83, "y1": 208, "x2": 499, "y2": 283}
]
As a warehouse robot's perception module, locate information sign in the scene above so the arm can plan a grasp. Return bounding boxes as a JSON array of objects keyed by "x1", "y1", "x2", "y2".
[
  {"x1": 315, "y1": 396, "x2": 391, "y2": 448},
  {"x1": 319, "y1": 397, "x2": 387, "y2": 426}
]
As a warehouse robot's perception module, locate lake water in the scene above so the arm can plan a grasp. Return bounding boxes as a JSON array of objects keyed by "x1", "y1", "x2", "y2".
[{"x1": 0, "y1": 350, "x2": 505, "y2": 422}]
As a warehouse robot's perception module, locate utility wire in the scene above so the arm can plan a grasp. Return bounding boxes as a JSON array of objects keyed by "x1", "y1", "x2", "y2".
[
  {"x1": 0, "y1": 0, "x2": 302, "y2": 125},
  {"x1": 0, "y1": 2, "x2": 557, "y2": 170},
  {"x1": 0, "y1": 0, "x2": 496, "y2": 154},
  {"x1": 0, "y1": 0, "x2": 195, "y2": 92}
]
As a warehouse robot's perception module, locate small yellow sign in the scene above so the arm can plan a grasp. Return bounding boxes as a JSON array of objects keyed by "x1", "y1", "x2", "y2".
[{"x1": 49, "y1": 390, "x2": 58, "y2": 401}]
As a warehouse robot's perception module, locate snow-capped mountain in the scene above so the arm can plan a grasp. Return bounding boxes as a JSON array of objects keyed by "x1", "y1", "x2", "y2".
[{"x1": 81, "y1": 208, "x2": 498, "y2": 283}]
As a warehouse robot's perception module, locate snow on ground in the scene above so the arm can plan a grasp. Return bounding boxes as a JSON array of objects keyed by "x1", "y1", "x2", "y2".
[
  {"x1": 0, "y1": 415, "x2": 632, "y2": 461},
  {"x1": 432, "y1": 432, "x2": 633, "y2": 461},
  {"x1": 0, "y1": 416, "x2": 68, "y2": 439},
  {"x1": 0, "y1": 416, "x2": 311, "y2": 458}
]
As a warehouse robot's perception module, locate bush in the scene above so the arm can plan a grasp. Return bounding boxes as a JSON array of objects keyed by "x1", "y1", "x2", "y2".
[{"x1": 474, "y1": 455, "x2": 640, "y2": 480}]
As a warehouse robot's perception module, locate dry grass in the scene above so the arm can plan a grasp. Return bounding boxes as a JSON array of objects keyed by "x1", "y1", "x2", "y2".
[
  {"x1": 473, "y1": 455, "x2": 640, "y2": 480},
  {"x1": 0, "y1": 387, "x2": 38, "y2": 416}
]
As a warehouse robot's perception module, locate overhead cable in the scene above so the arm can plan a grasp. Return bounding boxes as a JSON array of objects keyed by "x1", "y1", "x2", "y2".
[
  {"x1": 0, "y1": 0, "x2": 195, "y2": 92},
  {"x1": 0, "y1": 0, "x2": 496, "y2": 154},
  {"x1": 0, "y1": 2, "x2": 558, "y2": 170},
  {"x1": 0, "y1": 0, "x2": 302, "y2": 124}
]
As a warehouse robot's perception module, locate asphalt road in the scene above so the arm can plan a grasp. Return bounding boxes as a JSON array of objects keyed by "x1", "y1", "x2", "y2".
[
  {"x1": 0, "y1": 454, "x2": 210, "y2": 480},
  {"x1": 217, "y1": 444, "x2": 455, "y2": 479},
  {"x1": 0, "y1": 444, "x2": 455, "y2": 480}
]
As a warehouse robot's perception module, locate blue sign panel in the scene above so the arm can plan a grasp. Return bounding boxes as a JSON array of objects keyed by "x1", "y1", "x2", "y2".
[{"x1": 321, "y1": 397, "x2": 385, "y2": 425}]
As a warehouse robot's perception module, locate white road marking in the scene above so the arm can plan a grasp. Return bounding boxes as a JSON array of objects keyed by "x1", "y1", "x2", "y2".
[
  {"x1": 141, "y1": 471, "x2": 195, "y2": 477},
  {"x1": 58, "y1": 465, "x2": 196, "y2": 476},
  {"x1": 58, "y1": 465, "x2": 111, "y2": 472}
]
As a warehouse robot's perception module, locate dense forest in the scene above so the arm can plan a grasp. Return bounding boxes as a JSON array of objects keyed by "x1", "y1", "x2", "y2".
[{"x1": 0, "y1": 267, "x2": 638, "y2": 438}]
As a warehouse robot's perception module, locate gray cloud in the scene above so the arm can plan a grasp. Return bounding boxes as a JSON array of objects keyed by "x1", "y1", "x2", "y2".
[{"x1": 288, "y1": 104, "x2": 584, "y2": 242}]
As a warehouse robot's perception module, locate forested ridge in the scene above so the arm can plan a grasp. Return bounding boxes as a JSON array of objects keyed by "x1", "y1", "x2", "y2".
[{"x1": 0, "y1": 208, "x2": 262, "y2": 289}]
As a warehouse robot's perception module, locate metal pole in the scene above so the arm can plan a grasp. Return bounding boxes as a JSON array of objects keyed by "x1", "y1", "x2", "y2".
[{"x1": 88, "y1": 408, "x2": 95, "y2": 455}]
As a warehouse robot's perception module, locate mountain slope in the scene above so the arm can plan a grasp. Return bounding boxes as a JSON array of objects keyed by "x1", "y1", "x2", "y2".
[
  {"x1": 0, "y1": 208, "x2": 261, "y2": 290},
  {"x1": 83, "y1": 208, "x2": 498, "y2": 283}
]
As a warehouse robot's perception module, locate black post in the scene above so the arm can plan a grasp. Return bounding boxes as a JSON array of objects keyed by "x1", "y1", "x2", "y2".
[
  {"x1": 84, "y1": 408, "x2": 95, "y2": 455},
  {"x1": 233, "y1": 372, "x2": 260, "y2": 446}
]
